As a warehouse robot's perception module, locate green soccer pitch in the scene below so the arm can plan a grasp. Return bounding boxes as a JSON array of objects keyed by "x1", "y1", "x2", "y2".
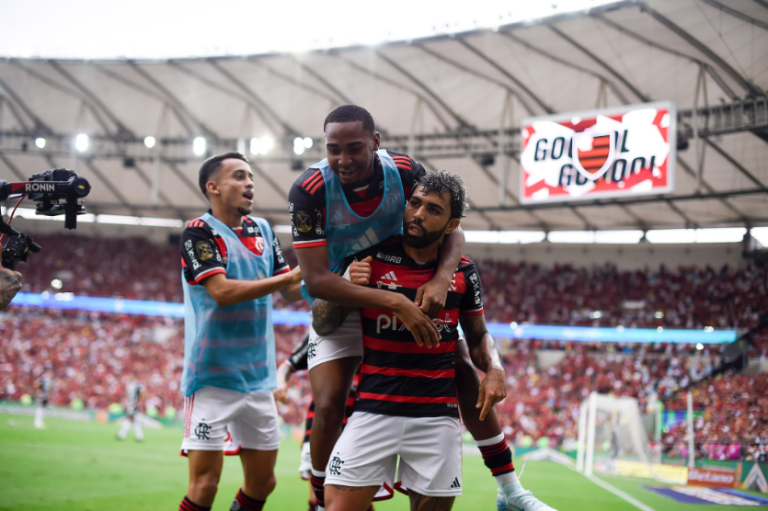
[{"x1": 0, "y1": 413, "x2": 757, "y2": 511}]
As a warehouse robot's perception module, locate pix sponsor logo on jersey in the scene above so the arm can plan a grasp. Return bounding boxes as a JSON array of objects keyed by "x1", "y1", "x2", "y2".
[{"x1": 376, "y1": 311, "x2": 455, "y2": 334}]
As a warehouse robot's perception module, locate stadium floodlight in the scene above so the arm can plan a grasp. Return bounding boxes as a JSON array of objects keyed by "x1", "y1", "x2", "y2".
[
  {"x1": 548, "y1": 231, "x2": 595, "y2": 243},
  {"x1": 75, "y1": 133, "x2": 89, "y2": 152},
  {"x1": 695, "y1": 227, "x2": 746, "y2": 244},
  {"x1": 193, "y1": 137, "x2": 206, "y2": 156},
  {"x1": 655, "y1": 311, "x2": 664, "y2": 319},
  {"x1": 465, "y1": 230, "x2": 546, "y2": 244},
  {"x1": 35, "y1": 137, "x2": 46, "y2": 149},
  {"x1": 696, "y1": 343, "x2": 704, "y2": 350},
  {"x1": 303, "y1": 137, "x2": 313, "y2": 149},
  {"x1": 293, "y1": 137, "x2": 306, "y2": 155},
  {"x1": 590, "y1": 311, "x2": 602, "y2": 319},
  {"x1": 96, "y1": 214, "x2": 183, "y2": 228},
  {"x1": 645, "y1": 229, "x2": 696, "y2": 244},
  {"x1": 254, "y1": 137, "x2": 261, "y2": 156},
  {"x1": 51, "y1": 279, "x2": 63, "y2": 290},
  {"x1": 259, "y1": 136, "x2": 273, "y2": 155},
  {"x1": 144, "y1": 136, "x2": 156, "y2": 149},
  {"x1": 594, "y1": 230, "x2": 644, "y2": 244},
  {"x1": 752, "y1": 227, "x2": 768, "y2": 247}
]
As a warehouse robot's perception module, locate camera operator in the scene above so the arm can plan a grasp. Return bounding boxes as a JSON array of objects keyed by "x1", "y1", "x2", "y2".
[{"x1": 0, "y1": 267, "x2": 22, "y2": 310}]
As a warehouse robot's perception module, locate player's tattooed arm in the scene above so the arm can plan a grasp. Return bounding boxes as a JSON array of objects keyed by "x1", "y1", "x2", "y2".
[
  {"x1": 459, "y1": 313, "x2": 507, "y2": 420},
  {"x1": 311, "y1": 298, "x2": 352, "y2": 336}
]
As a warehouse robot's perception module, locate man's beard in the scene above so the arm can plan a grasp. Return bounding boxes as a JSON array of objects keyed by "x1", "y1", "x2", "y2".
[
  {"x1": 237, "y1": 206, "x2": 252, "y2": 216},
  {"x1": 403, "y1": 219, "x2": 448, "y2": 249}
]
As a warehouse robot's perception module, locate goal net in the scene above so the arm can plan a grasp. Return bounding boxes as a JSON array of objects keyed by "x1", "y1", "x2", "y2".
[{"x1": 576, "y1": 392, "x2": 677, "y2": 483}]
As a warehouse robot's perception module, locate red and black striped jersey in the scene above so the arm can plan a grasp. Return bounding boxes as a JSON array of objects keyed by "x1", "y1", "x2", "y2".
[
  {"x1": 342, "y1": 236, "x2": 484, "y2": 418},
  {"x1": 180, "y1": 214, "x2": 290, "y2": 286},
  {"x1": 288, "y1": 151, "x2": 426, "y2": 250}
]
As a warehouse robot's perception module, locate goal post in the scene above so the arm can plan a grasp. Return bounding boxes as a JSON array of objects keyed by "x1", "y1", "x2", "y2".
[{"x1": 577, "y1": 392, "x2": 661, "y2": 479}]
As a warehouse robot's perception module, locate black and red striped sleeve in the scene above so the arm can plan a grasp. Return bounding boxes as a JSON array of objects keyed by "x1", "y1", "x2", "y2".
[
  {"x1": 180, "y1": 220, "x2": 226, "y2": 285},
  {"x1": 288, "y1": 167, "x2": 327, "y2": 250},
  {"x1": 389, "y1": 152, "x2": 427, "y2": 200},
  {"x1": 270, "y1": 228, "x2": 291, "y2": 276},
  {"x1": 459, "y1": 258, "x2": 484, "y2": 316}
]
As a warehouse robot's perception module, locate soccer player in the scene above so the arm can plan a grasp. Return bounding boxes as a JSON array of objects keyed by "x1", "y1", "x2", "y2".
[
  {"x1": 274, "y1": 336, "x2": 384, "y2": 511},
  {"x1": 117, "y1": 378, "x2": 144, "y2": 442},
  {"x1": 289, "y1": 105, "x2": 457, "y2": 508},
  {"x1": 34, "y1": 369, "x2": 52, "y2": 429},
  {"x1": 317, "y1": 172, "x2": 558, "y2": 511},
  {"x1": 179, "y1": 152, "x2": 303, "y2": 511}
]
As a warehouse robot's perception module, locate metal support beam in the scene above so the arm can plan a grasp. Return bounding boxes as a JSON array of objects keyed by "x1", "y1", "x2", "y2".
[
  {"x1": 170, "y1": 62, "x2": 279, "y2": 137},
  {"x1": 207, "y1": 59, "x2": 297, "y2": 136},
  {"x1": 705, "y1": 140, "x2": 767, "y2": 189},
  {"x1": 48, "y1": 61, "x2": 135, "y2": 138},
  {"x1": 77, "y1": 158, "x2": 135, "y2": 212},
  {"x1": 415, "y1": 44, "x2": 537, "y2": 116},
  {"x1": 161, "y1": 159, "x2": 209, "y2": 205},
  {"x1": 128, "y1": 61, "x2": 220, "y2": 139},
  {"x1": 331, "y1": 54, "x2": 453, "y2": 131},
  {"x1": 699, "y1": 0, "x2": 768, "y2": 31},
  {"x1": 94, "y1": 65, "x2": 195, "y2": 137},
  {"x1": 641, "y1": 3, "x2": 765, "y2": 98},
  {"x1": 755, "y1": 0, "x2": 768, "y2": 10},
  {"x1": 0, "y1": 151, "x2": 28, "y2": 180},
  {"x1": 456, "y1": 38, "x2": 554, "y2": 114},
  {"x1": 289, "y1": 56, "x2": 353, "y2": 106},
  {"x1": 375, "y1": 50, "x2": 474, "y2": 130},
  {"x1": 501, "y1": 31, "x2": 632, "y2": 105},
  {"x1": 131, "y1": 160, "x2": 186, "y2": 219},
  {"x1": 593, "y1": 14, "x2": 738, "y2": 100},
  {"x1": 251, "y1": 60, "x2": 339, "y2": 105},
  {"x1": 250, "y1": 161, "x2": 288, "y2": 201},
  {"x1": 549, "y1": 24, "x2": 648, "y2": 102}
]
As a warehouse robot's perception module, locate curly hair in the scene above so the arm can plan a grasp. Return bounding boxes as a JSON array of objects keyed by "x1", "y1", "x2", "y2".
[{"x1": 413, "y1": 169, "x2": 469, "y2": 219}]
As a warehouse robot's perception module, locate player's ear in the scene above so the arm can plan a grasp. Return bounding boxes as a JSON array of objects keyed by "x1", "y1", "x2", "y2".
[
  {"x1": 373, "y1": 131, "x2": 380, "y2": 151},
  {"x1": 444, "y1": 218, "x2": 460, "y2": 236},
  {"x1": 205, "y1": 180, "x2": 220, "y2": 198}
]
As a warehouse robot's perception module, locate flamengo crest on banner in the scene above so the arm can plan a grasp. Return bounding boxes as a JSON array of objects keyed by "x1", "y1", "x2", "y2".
[{"x1": 520, "y1": 102, "x2": 676, "y2": 204}]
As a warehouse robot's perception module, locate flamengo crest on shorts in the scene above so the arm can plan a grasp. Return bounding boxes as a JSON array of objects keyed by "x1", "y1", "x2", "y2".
[{"x1": 520, "y1": 102, "x2": 676, "y2": 204}]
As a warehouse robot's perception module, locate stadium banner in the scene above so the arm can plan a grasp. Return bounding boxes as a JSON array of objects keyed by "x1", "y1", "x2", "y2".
[
  {"x1": 688, "y1": 467, "x2": 737, "y2": 488},
  {"x1": 520, "y1": 102, "x2": 676, "y2": 203},
  {"x1": 611, "y1": 460, "x2": 689, "y2": 484}
]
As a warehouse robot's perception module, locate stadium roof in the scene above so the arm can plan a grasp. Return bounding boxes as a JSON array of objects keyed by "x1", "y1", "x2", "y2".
[{"x1": 0, "y1": 0, "x2": 766, "y2": 233}]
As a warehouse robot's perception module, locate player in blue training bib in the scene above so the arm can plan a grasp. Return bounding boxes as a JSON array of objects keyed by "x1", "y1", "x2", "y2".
[
  {"x1": 179, "y1": 152, "x2": 303, "y2": 511},
  {"x1": 287, "y1": 105, "x2": 467, "y2": 509}
]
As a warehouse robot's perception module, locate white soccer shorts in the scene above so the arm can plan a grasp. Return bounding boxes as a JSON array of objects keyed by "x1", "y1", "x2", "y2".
[
  {"x1": 307, "y1": 310, "x2": 363, "y2": 370},
  {"x1": 180, "y1": 386, "x2": 280, "y2": 453},
  {"x1": 325, "y1": 411, "x2": 463, "y2": 497}
]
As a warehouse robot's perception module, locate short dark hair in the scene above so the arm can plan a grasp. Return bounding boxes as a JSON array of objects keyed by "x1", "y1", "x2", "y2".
[
  {"x1": 323, "y1": 105, "x2": 375, "y2": 135},
  {"x1": 198, "y1": 152, "x2": 248, "y2": 198},
  {"x1": 414, "y1": 170, "x2": 469, "y2": 219}
]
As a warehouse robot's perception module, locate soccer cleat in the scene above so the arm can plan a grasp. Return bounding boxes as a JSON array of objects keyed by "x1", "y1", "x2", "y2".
[
  {"x1": 34, "y1": 420, "x2": 46, "y2": 429},
  {"x1": 497, "y1": 488, "x2": 558, "y2": 511}
]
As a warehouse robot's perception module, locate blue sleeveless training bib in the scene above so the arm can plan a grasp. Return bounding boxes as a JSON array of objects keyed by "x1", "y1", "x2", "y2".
[
  {"x1": 301, "y1": 149, "x2": 406, "y2": 302},
  {"x1": 181, "y1": 213, "x2": 277, "y2": 397}
]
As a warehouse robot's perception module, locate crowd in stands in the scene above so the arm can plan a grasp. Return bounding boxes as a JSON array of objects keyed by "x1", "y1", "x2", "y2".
[
  {"x1": 3, "y1": 233, "x2": 767, "y2": 459},
  {"x1": 661, "y1": 372, "x2": 768, "y2": 462}
]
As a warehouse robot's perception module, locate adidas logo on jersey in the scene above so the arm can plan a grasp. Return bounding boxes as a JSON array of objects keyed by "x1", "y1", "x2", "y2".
[
  {"x1": 376, "y1": 271, "x2": 401, "y2": 291},
  {"x1": 450, "y1": 477, "x2": 461, "y2": 489}
]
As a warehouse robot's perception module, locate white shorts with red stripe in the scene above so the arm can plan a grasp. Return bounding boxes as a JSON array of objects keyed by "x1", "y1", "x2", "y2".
[
  {"x1": 325, "y1": 411, "x2": 463, "y2": 497},
  {"x1": 180, "y1": 386, "x2": 280, "y2": 454},
  {"x1": 307, "y1": 310, "x2": 363, "y2": 370}
]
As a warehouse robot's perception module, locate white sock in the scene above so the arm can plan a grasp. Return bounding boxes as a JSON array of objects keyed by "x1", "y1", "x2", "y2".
[
  {"x1": 311, "y1": 467, "x2": 326, "y2": 478},
  {"x1": 118, "y1": 419, "x2": 131, "y2": 439},
  {"x1": 498, "y1": 471, "x2": 522, "y2": 492},
  {"x1": 133, "y1": 419, "x2": 144, "y2": 441},
  {"x1": 34, "y1": 407, "x2": 44, "y2": 423}
]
